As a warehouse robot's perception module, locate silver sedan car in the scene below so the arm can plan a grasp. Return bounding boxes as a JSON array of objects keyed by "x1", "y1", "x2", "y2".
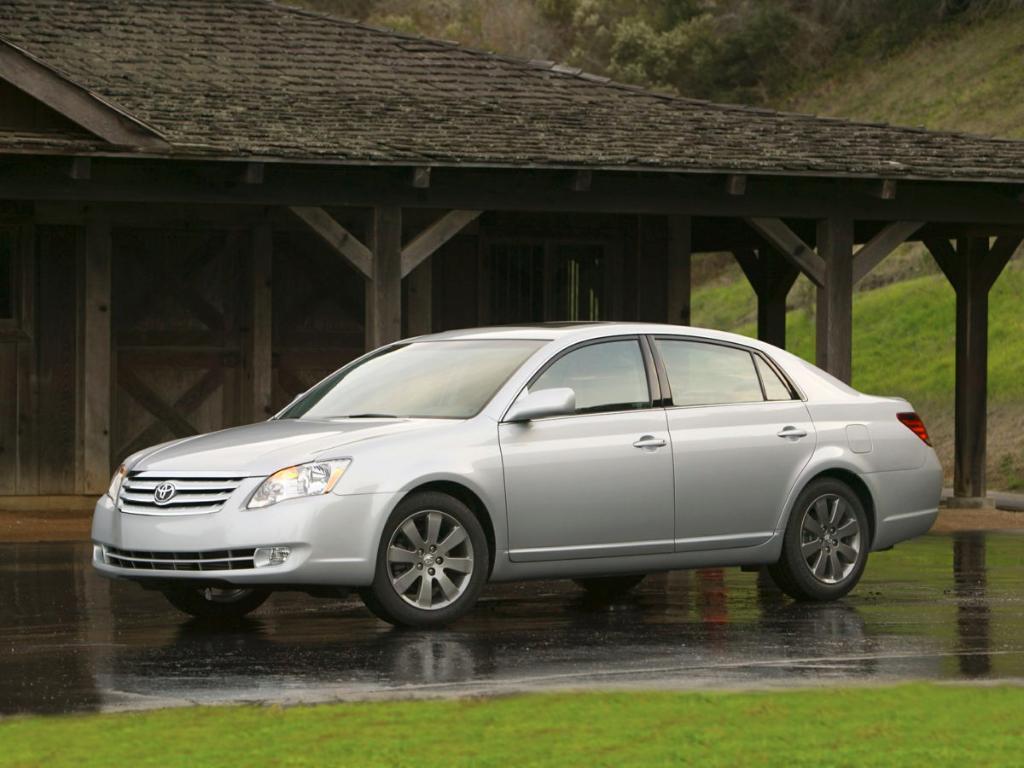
[{"x1": 92, "y1": 323, "x2": 942, "y2": 627}]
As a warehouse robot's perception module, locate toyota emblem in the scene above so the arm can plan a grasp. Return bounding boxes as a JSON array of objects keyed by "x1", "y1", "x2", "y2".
[{"x1": 153, "y1": 481, "x2": 177, "y2": 505}]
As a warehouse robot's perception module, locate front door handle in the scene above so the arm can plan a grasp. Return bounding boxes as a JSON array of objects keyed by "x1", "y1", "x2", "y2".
[
  {"x1": 633, "y1": 435, "x2": 667, "y2": 449},
  {"x1": 777, "y1": 426, "x2": 808, "y2": 439}
]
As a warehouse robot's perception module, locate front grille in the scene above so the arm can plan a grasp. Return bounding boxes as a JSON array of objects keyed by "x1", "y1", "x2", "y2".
[
  {"x1": 118, "y1": 474, "x2": 244, "y2": 515},
  {"x1": 103, "y1": 546, "x2": 256, "y2": 571}
]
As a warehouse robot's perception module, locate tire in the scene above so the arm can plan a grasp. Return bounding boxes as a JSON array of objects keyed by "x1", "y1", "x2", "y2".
[
  {"x1": 574, "y1": 574, "x2": 645, "y2": 600},
  {"x1": 162, "y1": 586, "x2": 270, "y2": 620},
  {"x1": 360, "y1": 491, "x2": 489, "y2": 628},
  {"x1": 768, "y1": 478, "x2": 870, "y2": 602}
]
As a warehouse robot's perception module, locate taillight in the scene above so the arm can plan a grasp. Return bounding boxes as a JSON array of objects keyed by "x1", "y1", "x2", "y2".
[{"x1": 897, "y1": 412, "x2": 931, "y2": 446}]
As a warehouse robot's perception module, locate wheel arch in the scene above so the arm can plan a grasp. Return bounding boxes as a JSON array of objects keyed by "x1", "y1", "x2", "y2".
[
  {"x1": 796, "y1": 468, "x2": 877, "y2": 548},
  {"x1": 399, "y1": 480, "x2": 497, "y2": 576}
]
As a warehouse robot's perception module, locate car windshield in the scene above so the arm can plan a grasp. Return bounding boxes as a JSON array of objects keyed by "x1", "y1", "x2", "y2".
[{"x1": 280, "y1": 339, "x2": 546, "y2": 420}]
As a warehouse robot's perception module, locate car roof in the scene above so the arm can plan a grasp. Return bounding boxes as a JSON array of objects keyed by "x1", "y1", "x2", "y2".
[{"x1": 410, "y1": 322, "x2": 764, "y2": 347}]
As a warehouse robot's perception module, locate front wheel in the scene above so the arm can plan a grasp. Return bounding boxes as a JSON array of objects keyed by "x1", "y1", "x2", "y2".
[
  {"x1": 161, "y1": 586, "x2": 270, "y2": 620},
  {"x1": 767, "y1": 478, "x2": 869, "y2": 601},
  {"x1": 360, "y1": 491, "x2": 489, "y2": 628}
]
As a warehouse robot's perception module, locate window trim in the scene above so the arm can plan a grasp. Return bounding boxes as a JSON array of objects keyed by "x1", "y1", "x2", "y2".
[
  {"x1": 648, "y1": 334, "x2": 804, "y2": 410},
  {"x1": 501, "y1": 334, "x2": 660, "y2": 422},
  {"x1": 752, "y1": 349, "x2": 802, "y2": 402}
]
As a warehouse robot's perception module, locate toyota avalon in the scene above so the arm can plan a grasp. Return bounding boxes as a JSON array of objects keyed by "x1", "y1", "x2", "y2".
[{"x1": 92, "y1": 323, "x2": 942, "y2": 627}]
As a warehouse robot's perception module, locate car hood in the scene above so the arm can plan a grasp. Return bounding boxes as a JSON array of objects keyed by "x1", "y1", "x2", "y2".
[{"x1": 130, "y1": 418, "x2": 451, "y2": 476}]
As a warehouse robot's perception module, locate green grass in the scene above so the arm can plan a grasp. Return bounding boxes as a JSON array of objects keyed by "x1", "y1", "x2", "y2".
[
  {"x1": 788, "y1": 10, "x2": 1024, "y2": 139},
  {"x1": 2, "y1": 685, "x2": 1022, "y2": 767}
]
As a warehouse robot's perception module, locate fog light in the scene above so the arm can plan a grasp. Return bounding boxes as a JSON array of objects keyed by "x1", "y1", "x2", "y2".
[{"x1": 253, "y1": 546, "x2": 291, "y2": 568}]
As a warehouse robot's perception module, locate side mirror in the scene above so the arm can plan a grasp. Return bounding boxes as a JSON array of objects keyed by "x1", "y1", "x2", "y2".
[{"x1": 505, "y1": 387, "x2": 576, "y2": 423}]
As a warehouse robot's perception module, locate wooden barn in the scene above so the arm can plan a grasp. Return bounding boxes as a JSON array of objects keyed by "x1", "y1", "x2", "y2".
[{"x1": 1, "y1": 0, "x2": 1023, "y2": 506}]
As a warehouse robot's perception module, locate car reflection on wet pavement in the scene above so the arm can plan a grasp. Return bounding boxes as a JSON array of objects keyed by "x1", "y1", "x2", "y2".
[{"x1": 2, "y1": 531, "x2": 1022, "y2": 715}]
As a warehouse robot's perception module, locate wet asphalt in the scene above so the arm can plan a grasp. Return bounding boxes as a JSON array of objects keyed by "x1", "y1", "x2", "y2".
[{"x1": 2, "y1": 531, "x2": 1022, "y2": 715}]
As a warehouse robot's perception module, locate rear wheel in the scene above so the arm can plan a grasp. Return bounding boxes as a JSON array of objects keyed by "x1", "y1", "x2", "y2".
[
  {"x1": 360, "y1": 491, "x2": 489, "y2": 628},
  {"x1": 161, "y1": 586, "x2": 270, "y2": 620},
  {"x1": 768, "y1": 478, "x2": 869, "y2": 601},
  {"x1": 574, "y1": 574, "x2": 646, "y2": 600}
]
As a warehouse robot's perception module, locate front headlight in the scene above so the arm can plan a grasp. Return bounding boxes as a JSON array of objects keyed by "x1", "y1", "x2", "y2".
[
  {"x1": 107, "y1": 464, "x2": 127, "y2": 503},
  {"x1": 247, "y1": 460, "x2": 351, "y2": 509}
]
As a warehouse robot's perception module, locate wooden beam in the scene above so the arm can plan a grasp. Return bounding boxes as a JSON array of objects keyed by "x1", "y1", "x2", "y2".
[
  {"x1": 400, "y1": 209, "x2": 481, "y2": 277},
  {"x1": 984, "y1": 234, "x2": 1023, "y2": 288},
  {"x1": 816, "y1": 217, "x2": 854, "y2": 382},
  {"x1": 243, "y1": 162, "x2": 264, "y2": 185},
  {"x1": 6, "y1": 158, "x2": 1024, "y2": 225},
  {"x1": 79, "y1": 210, "x2": 112, "y2": 493},
  {"x1": 876, "y1": 179, "x2": 898, "y2": 200},
  {"x1": 666, "y1": 215, "x2": 692, "y2": 325},
  {"x1": 246, "y1": 221, "x2": 273, "y2": 421},
  {"x1": 726, "y1": 174, "x2": 747, "y2": 196},
  {"x1": 570, "y1": 169, "x2": 593, "y2": 192},
  {"x1": 745, "y1": 218, "x2": 824, "y2": 287},
  {"x1": 0, "y1": 40, "x2": 167, "y2": 148},
  {"x1": 731, "y1": 247, "x2": 761, "y2": 288},
  {"x1": 412, "y1": 167, "x2": 432, "y2": 189},
  {"x1": 69, "y1": 157, "x2": 91, "y2": 180},
  {"x1": 924, "y1": 236, "x2": 960, "y2": 286},
  {"x1": 366, "y1": 206, "x2": 403, "y2": 349},
  {"x1": 852, "y1": 220, "x2": 923, "y2": 283},
  {"x1": 289, "y1": 206, "x2": 373, "y2": 279}
]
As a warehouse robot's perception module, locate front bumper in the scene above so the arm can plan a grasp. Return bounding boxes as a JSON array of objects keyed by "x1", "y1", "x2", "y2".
[{"x1": 91, "y1": 485, "x2": 398, "y2": 587}]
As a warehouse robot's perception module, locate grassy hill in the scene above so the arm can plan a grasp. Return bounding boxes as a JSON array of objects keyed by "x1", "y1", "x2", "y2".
[{"x1": 692, "y1": 9, "x2": 1024, "y2": 490}]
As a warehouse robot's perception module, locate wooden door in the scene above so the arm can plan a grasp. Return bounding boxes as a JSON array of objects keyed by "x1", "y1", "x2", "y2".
[{"x1": 111, "y1": 228, "x2": 245, "y2": 464}]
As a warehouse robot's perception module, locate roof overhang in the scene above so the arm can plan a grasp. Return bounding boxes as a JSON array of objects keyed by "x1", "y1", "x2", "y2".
[{"x1": 0, "y1": 36, "x2": 169, "y2": 150}]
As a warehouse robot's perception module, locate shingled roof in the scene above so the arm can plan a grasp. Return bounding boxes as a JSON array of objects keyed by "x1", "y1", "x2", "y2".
[{"x1": 2, "y1": 0, "x2": 1024, "y2": 182}]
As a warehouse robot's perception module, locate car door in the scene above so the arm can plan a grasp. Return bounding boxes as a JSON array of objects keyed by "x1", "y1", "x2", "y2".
[
  {"x1": 499, "y1": 337, "x2": 675, "y2": 562},
  {"x1": 652, "y1": 337, "x2": 815, "y2": 552}
]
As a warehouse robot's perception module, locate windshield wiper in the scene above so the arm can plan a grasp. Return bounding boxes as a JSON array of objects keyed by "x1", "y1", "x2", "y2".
[{"x1": 336, "y1": 413, "x2": 400, "y2": 419}]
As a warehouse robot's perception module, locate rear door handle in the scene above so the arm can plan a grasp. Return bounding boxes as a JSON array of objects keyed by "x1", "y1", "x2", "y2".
[
  {"x1": 633, "y1": 435, "x2": 667, "y2": 449},
  {"x1": 777, "y1": 426, "x2": 808, "y2": 439}
]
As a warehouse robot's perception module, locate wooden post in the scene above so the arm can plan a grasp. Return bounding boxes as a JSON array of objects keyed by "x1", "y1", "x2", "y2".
[
  {"x1": 667, "y1": 215, "x2": 692, "y2": 325},
  {"x1": 955, "y1": 237, "x2": 990, "y2": 499},
  {"x1": 407, "y1": 258, "x2": 432, "y2": 336},
  {"x1": 636, "y1": 215, "x2": 668, "y2": 322},
  {"x1": 79, "y1": 210, "x2": 112, "y2": 493},
  {"x1": 366, "y1": 206, "x2": 402, "y2": 349},
  {"x1": 815, "y1": 288, "x2": 829, "y2": 372},
  {"x1": 733, "y1": 247, "x2": 798, "y2": 349},
  {"x1": 758, "y1": 248, "x2": 797, "y2": 349},
  {"x1": 925, "y1": 234, "x2": 1020, "y2": 503},
  {"x1": 816, "y1": 217, "x2": 854, "y2": 383},
  {"x1": 246, "y1": 221, "x2": 273, "y2": 422}
]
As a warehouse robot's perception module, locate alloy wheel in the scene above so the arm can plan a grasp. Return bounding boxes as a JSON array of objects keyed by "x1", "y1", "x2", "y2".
[
  {"x1": 799, "y1": 494, "x2": 862, "y2": 585},
  {"x1": 386, "y1": 509, "x2": 475, "y2": 610}
]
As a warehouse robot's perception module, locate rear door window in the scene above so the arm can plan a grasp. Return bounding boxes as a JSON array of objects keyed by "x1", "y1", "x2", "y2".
[{"x1": 655, "y1": 339, "x2": 764, "y2": 406}]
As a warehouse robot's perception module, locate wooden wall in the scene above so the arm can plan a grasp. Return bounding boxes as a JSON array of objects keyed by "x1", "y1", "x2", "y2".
[{"x1": 0, "y1": 206, "x2": 655, "y2": 496}]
